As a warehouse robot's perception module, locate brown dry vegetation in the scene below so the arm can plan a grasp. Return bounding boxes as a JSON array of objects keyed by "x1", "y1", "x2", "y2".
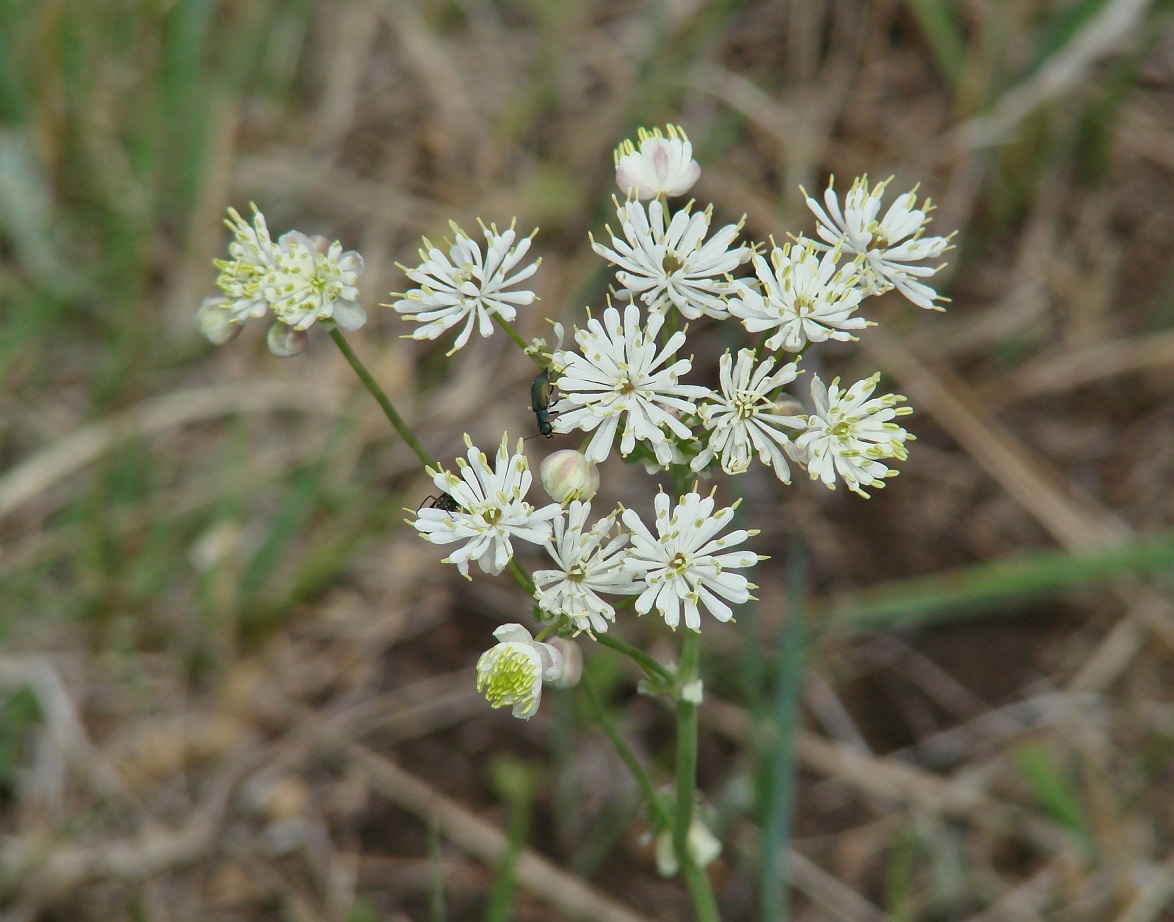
[{"x1": 2, "y1": 0, "x2": 1174, "y2": 920}]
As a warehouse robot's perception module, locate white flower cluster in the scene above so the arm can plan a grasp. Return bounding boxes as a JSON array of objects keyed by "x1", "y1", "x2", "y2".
[
  {"x1": 201, "y1": 204, "x2": 367, "y2": 355},
  {"x1": 393, "y1": 124, "x2": 954, "y2": 721}
]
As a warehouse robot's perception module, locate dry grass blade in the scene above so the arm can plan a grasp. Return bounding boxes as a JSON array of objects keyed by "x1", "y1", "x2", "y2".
[{"x1": 349, "y1": 745, "x2": 655, "y2": 922}]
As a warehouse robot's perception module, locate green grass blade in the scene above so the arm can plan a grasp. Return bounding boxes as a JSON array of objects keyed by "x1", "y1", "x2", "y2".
[{"x1": 816, "y1": 530, "x2": 1174, "y2": 633}]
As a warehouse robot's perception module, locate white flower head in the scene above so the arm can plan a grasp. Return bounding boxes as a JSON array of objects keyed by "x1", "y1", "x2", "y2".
[
  {"x1": 691, "y1": 349, "x2": 805, "y2": 483},
  {"x1": 621, "y1": 491, "x2": 760, "y2": 631},
  {"x1": 388, "y1": 219, "x2": 540, "y2": 355},
  {"x1": 413, "y1": 434, "x2": 561, "y2": 577},
  {"x1": 265, "y1": 232, "x2": 366, "y2": 331},
  {"x1": 476, "y1": 623, "x2": 565, "y2": 720},
  {"x1": 533, "y1": 501, "x2": 641, "y2": 635},
  {"x1": 592, "y1": 198, "x2": 750, "y2": 320},
  {"x1": 728, "y1": 238, "x2": 867, "y2": 352},
  {"x1": 614, "y1": 124, "x2": 701, "y2": 199},
  {"x1": 804, "y1": 176, "x2": 952, "y2": 310},
  {"x1": 793, "y1": 373, "x2": 914, "y2": 496},
  {"x1": 552, "y1": 303, "x2": 711, "y2": 466},
  {"x1": 213, "y1": 204, "x2": 280, "y2": 324}
]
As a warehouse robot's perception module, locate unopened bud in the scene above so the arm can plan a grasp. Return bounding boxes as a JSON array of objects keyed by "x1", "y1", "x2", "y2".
[
  {"x1": 267, "y1": 322, "x2": 309, "y2": 357},
  {"x1": 196, "y1": 296, "x2": 241, "y2": 346},
  {"x1": 540, "y1": 450, "x2": 599, "y2": 504},
  {"x1": 548, "y1": 637, "x2": 582, "y2": 689},
  {"x1": 655, "y1": 818, "x2": 722, "y2": 877}
]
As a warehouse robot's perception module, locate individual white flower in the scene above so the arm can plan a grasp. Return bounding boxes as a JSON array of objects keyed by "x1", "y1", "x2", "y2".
[
  {"x1": 476, "y1": 623, "x2": 566, "y2": 720},
  {"x1": 691, "y1": 349, "x2": 805, "y2": 483},
  {"x1": 265, "y1": 232, "x2": 366, "y2": 331},
  {"x1": 552, "y1": 303, "x2": 711, "y2": 466},
  {"x1": 413, "y1": 434, "x2": 561, "y2": 577},
  {"x1": 533, "y1": 501, "x2": 640, "y2": 634},
  {"x1": 728, "y1": 239, "x2": 867, "y2": 352},
  {"x1": 792, "y1": 373, "x2": 913, "y2": 496},
  {"x1": 539, "y1": 449, "x2": 600, "y2": 504},
  {"x1": 803, "y1": 176, "x2": 952, "y2": 310},
  {"x1": 388, "y1": 220, "x2": 540, "y2": 354},
  {"x1": 592, "y1": 199, "x2": 750, "y2": 320},
  {"x1": 655, "y1": 818, "x2": 722, "y2": 877},
  {"x1": 213, "y1": 204, "x2": 279, "y2": 324},
  {"x1": 621, "y1": 491, "x2": 760, "y2": 631},
  {"x1": 614, "y1": 124, "x2": 701, "y2": 199}
]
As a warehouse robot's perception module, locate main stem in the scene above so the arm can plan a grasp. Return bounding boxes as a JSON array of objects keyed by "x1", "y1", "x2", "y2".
[
  {"x1": 329, "y1": 329, "x2": 437, "y2": 469},
  {"x1": 674, "y1": 627, "x2": 718, "y2": 921}
]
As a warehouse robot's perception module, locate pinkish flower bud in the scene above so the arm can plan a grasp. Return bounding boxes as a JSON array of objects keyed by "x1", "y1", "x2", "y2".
[{"x1": 540, "y1": 450, "x2": 599, "y2": 504}]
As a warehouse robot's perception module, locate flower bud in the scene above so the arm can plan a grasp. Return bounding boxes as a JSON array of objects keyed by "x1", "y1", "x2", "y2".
[
  {"x1": 540, "y1": 450, "x2": 599, "y2": 504},
  {"x1": 266, "y1": 322, "x2": 309, "y2": 357},
  {"x1": 654, "y1": 818, "x2": 722, "y2": 877},
  {"x1": 548, "y1": 637, "x2": 582, "y2": 689},
  {"x1": 196, "y1": 296, "x2": 242, "y2": 346}
]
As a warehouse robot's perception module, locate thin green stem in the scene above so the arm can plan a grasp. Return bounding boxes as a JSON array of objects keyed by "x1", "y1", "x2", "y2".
[
  {"x1": 674, "y1": 628, "x2": 701, "y2": 859},
  {"x1": 682, "y1": 858, "x2": 721, "y2": 922},
  {"x1": 507, "y1": 557, "x2": 536, "y2": 595},
  {"x1": 328, "y1": 329, "x2": 437, "y2": 469},
  {"x1": 674, "y1": 627, "x2": 719, "y2": 921},
  {"x1": 594, "y1": 632, "x2": 673, "y2": 685},
  {"x1": 581, "y1": 674, "x2": 670, "y2": 828},
  {"x1": 492, "y1": 315, "x2": 541, "y2": 362}
]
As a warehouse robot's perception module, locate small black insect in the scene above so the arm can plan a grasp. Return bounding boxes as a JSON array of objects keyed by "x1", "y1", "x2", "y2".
[
  {"x1": 418, "y1": 492, "x2": 463, "y2": 513},
  {"x1": 530, "y1": 369, "x2": 559, "y2": 439}
]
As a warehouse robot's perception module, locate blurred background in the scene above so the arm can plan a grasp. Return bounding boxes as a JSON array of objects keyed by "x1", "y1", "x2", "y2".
[{"x1": 2, "y1": 0, "x2": 1174, "y2": 919}]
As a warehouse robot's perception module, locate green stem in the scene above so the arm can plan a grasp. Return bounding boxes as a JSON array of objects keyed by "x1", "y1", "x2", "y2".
[
  {"x1": 674, "y1": 628, "x2": 701, "y2": 859},
  {"x1": 492, "y1": 315, "x2": 541, "y2": 362},
  {"x1": 674, "y1": 627, "x2": 719, "y2": 921},
  {"x1": 595, "y1": 632, "x2": 673, "y2": 685},
  {"x1": 329, "y1": 328, "x2": 437, "y2": 469},
  {"x1": 507, "y1": 557, "x2": 536, "y2": 595},
  {"x1": 682, "y1": 858, "x2": 722, "y2": 922},
  {"x1": 581, "y1": 674, "x2": 670, "y2": 828}
]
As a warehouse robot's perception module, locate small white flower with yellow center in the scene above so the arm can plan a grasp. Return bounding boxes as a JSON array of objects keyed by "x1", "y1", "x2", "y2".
[
  {"x1": 213, "y1": 204, "x2": 279, "y2": 324},
  {"x1": 476, "y1": 623, "x2": 566, "y2": 720},
  {"x1": 388, "y1": 220, "x2": 540, "y2": 354},
  {"x1": 692, "y1": 349, "x2": 805, "y2": 483},
  {"x1": 614, "y1": 124, "x2": 701, "y2": 199},
  {"x1": 803, "y1": 176, "x2": 952, "y2": 310},
  {"x1": 793, "y1": 374, "x2": 913, "y2": 496},
  {"x1": 592, "y1": 199, "x2": 750, "y2": 320},
  {"x1": 264, "y1": 232, "x2": 366, "y2": 331},
  {"x1": 413, "y1": 434, "x2": 561, "y2": 577},
  {"x1": 533, "y1": 501, "x2": 640, "y2": 634},
  {"x1": 621, "y1": 491, "x2": 760, "y2": 631},
  {"x1": 728, "y1": 239, "x2": 866, "y2": 352},
  {"x1": 552, "y1": 303, "x2": 711, "y2": 466}
]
